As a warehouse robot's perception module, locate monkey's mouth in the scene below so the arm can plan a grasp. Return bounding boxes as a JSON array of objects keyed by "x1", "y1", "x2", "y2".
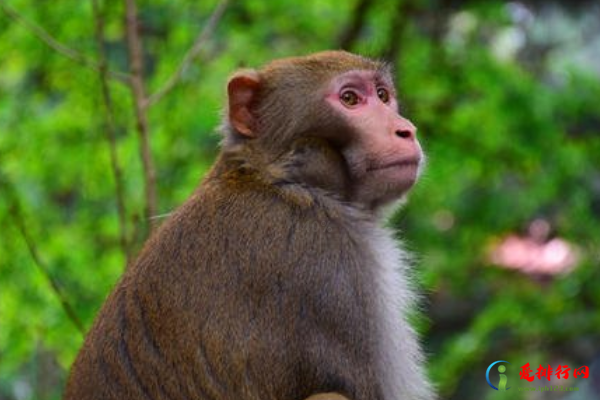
[{"x1": 367, "y1": 159, "x2": 420, "y2": 172}]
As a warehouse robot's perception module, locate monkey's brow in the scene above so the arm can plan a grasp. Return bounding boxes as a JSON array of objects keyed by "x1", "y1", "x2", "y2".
[
  {"x1": 340, "y1": 69, "x2": 394, "y2": 87},
  {"x1": 371, "y1": 66, "x2": 395, "y2": 88}
]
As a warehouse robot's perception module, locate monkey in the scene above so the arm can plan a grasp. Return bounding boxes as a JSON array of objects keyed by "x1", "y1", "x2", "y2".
[{"x1": 64, "y1": 51, "x2": 434, "y2": 400}]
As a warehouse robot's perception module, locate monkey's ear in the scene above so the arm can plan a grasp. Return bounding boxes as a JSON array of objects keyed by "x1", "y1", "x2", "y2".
[{"x1": 227, "y1": 70, "x2": 261, "y2": 137}]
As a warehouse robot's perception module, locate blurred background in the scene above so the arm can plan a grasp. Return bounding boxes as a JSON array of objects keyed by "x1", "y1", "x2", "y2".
[{"x1": 0, "y1": 0, "x2": 599, "y2": 399}]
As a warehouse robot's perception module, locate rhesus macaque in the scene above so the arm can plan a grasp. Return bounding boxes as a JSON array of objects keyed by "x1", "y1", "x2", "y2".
[{"x1": 64, "y1": 51, "x2": 434, "y2": 400}]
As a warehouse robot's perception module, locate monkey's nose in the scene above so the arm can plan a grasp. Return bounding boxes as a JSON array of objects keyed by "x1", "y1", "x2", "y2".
[
  {"x1": 395, "y1": 129, "x2": 414, "y2": 139},
  {"x1": 394, "y1": 117, "x2": 417, "y2": 140}
]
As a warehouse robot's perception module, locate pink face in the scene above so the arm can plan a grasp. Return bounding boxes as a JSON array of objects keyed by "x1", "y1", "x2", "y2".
[{"x1": 325, "y1": 70, "x2": 423, "y2": 206}]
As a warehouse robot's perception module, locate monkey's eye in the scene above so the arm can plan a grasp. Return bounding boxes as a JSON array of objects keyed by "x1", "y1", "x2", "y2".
[
  {"x1": 377, "y1": 87, "x2": 391, "y2": 104},
  {"x1": 340, "y1": 90, "x2": 360, "y2": 107}
]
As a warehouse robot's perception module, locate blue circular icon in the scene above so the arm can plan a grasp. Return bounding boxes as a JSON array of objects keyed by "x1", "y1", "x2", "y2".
[{"x1": 486, "y1": 360, "x2": 511, "y2": 390}]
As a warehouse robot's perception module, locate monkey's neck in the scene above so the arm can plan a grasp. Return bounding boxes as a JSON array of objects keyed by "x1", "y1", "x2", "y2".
[{"x1": 209, "y1": 139, "x2": 352, "y2": 203}]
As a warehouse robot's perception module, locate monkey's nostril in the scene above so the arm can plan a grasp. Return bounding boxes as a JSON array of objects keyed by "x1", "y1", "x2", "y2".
[{"x1": 395, "y1": 130, "x2": 412, "y2": 139}]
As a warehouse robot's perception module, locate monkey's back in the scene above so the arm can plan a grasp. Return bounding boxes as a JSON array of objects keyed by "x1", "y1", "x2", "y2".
[{"x1": 64, "y1": 175, "x2": 384, "y2": 400}]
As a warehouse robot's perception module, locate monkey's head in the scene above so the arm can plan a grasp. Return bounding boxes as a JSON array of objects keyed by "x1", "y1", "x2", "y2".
[{"x1": 222, "y1": 51, "x2": 423, "y2": 210}]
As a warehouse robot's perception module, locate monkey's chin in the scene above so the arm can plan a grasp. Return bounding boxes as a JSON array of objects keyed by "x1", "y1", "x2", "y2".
[
  {"x1": 374, "y1": 163, "x2": 419, "y2": 192},
  {"x1": 357, "y1": 166, "x2": 419, "y2": 211}
]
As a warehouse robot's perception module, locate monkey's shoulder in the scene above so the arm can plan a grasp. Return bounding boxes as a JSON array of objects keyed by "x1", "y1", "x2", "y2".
[{"x1": 150, "y1": 178, "x2": 368, "y2": 265}]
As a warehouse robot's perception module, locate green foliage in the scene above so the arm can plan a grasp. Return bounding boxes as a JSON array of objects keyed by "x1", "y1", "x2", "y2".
[{"x1": 1, "y1": 0, "x2": 599, "y2": 399}]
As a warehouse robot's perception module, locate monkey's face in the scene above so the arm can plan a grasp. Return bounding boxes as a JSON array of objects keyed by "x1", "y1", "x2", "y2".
[
  {"x1": 325, "y1": 70, "x2": 424, "y2": 208},
  {"x1": 224, "y1": 51, "x2": 423, "y2": 209}
]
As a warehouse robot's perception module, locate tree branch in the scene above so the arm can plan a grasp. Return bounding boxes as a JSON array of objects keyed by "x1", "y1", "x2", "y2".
[
  {"x1": 145, "y1": 0, "x2": 229, "y2": 108},
  {"x1": 15, "y1": 212, "x2": 86, "y2": 336},
  {"x1": 0, "y1": 2, "x2": 130, "y2": 84},
  {"x1": 124, "y1": 0, "x2": 157, "y2": 234},
  {"x1": 337, "y1": 0, "x2": 374, "y2": 50},
  {"x1": 0, "y1": 176, "x2": 85, "y2": 336},
  {"x1": 92, "y1": 0, "x2": 132, "y2": 265},
  {"x1": 384, "y1": 0, "x2": 417, "y2": 68}
]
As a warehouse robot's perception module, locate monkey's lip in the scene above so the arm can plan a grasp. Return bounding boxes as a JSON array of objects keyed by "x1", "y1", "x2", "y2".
[{"x1": 367, "y1": 159, "x2": 420, "y2": 172}]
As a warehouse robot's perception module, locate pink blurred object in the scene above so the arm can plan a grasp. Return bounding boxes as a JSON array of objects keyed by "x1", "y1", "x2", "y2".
[{"x1": 489, "y1": 219, "x2": 579, "y2": 275}]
